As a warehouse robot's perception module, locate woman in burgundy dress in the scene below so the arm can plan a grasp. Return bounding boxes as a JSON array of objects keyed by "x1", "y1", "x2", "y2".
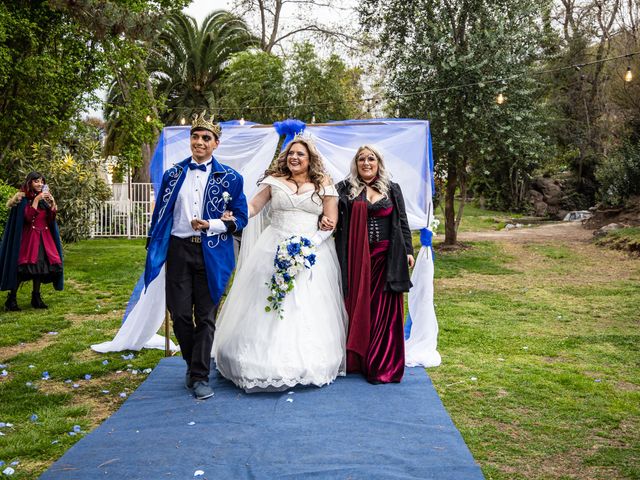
[
  {"x1": 1, "y1": 172, "x2": 63, "y2": 311},
  {"x1": 328, "y1": 145, "x2": 414, "y2": 383}
]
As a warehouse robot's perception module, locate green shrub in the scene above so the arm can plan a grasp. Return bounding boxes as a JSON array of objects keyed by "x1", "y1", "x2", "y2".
[
  {"x1": 8, "y1": 136, "x2": 111, "y2": 243},
  {"x1": 596, "y1": 141, "x2": 640, "y2": 206},
  {"x1": 0, "y1": 180, "x2": 18, "y2": 239}
]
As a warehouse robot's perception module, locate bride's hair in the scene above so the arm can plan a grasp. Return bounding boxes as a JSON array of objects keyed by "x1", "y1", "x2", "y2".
[
  {"x1": 346, "y1": 145, "x2": 391, "y2": 200},
  {"x1": 262, "y1": 136, "x2": 329, "y2": 203}
]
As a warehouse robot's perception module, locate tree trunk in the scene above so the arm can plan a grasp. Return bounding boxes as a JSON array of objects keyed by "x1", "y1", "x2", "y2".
[
  {"x1": 454, "y1": 170, "x2": 467, "y2": 232},
  {"x1": 133, "y1": 143, "x2": 152, "y2": 183},
  {"x1": 444, "y1": 161, "x2": 458, "y2": 245}
]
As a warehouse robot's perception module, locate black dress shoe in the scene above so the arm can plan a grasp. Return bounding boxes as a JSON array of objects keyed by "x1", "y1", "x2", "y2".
[
  {"x1": 31, "y1": 292, "x2": 48, "y2": 309},
  {"x1": 5, "y1": 294, "x2": 20, "y2": 312},
  {"x1": 193, "y1": 381, "x2": 214, "y2": 400}
]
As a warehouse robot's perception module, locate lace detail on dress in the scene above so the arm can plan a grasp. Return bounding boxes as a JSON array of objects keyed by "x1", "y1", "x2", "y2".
[{"x1": 232, "y1": 371, "x2": 346, "y2": 392}]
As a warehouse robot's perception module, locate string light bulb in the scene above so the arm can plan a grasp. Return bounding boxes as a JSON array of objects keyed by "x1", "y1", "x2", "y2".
[
  {"x1": 625, "y1": 66, "x2": 633, "y2": 82},
  {"x1": 311, "y1": 112, "x2": 316, "y2": 124},
  {"x1": 180, "y1": 117, "x2": 186, "y2": 125},
  {"x1": 496, "y1": 92, "x2": 505, "y2": 105},
  {"x1": 145, "y1": 115, "x2": 152, "y2": 122},
  {"x1": 239, "y1": 116, "x2": 245, "y2": 126}
]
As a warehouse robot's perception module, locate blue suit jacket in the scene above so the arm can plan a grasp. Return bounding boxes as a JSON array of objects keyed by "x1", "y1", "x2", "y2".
[{"x1": 144, "y1": 157, "x2": 248, "y2": 304}]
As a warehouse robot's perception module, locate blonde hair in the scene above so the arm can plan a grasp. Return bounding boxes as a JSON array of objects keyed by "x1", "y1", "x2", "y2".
[
  {"x1": 262, "y1": 137, "x2": 329, "y2": 202},
  {"x1": 346, "y1": 144, "x2": 391, "y2": 200}
]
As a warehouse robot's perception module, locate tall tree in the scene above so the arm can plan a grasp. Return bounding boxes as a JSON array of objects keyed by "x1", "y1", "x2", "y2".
[
  {"x1": 149, "y1": 10, "x2": 258, "y2": 125},
  {"x1": 217, "y1": 50, "x2": 289, "y2": 124},
  {"x1": 287, "y1": 42, "x2": 364, "y2": 123},
  {"x1": 231, "y1": 0, "x2": 359, "y2": 53},
  {"x1": 545, "y1": 0, "x2": 623, "y2": 206},
  {"x1": 360, "y1": 0, "x2": 554, "y2": 244},
  {"x1": 0, "y1": 0, "x2": 188, "y2": 183}
]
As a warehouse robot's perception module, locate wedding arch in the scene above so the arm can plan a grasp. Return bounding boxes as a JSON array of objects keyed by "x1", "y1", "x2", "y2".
[{"x1": 92, "y1": 119, "x2": 441, "y2": 368}]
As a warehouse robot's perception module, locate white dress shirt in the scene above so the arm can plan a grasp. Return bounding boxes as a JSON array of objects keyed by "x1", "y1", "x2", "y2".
[{"x1": 171, "y1": 157, "x2": 227, "y2": 238}]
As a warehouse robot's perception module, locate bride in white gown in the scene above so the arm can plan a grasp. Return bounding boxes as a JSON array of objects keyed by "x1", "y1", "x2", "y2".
[{"x1": 213, "y1": 136, "x2": 347, "y2": 392}]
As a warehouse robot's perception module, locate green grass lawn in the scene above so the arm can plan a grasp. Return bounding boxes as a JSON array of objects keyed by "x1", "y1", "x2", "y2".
[
  {"x1": 435, "y1": 202, "x2": 525, "y2": 233},
  {"x1": 0, "y1": 235, "x2": 639, "y2": 479},
  {"x1": 430, "y1": 239, "x2": 640, "y2": 479},
  {"x1": 595, "y1": 226, "x2": 640, "y2": 256}
]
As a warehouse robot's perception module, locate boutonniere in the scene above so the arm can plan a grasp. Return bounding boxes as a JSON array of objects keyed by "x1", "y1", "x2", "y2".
[{"x1": 222, "y1": 191, "x2": 232, "y2": 207}]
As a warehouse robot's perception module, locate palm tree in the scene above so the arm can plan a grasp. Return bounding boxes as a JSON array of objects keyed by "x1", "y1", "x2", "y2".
[
  {"x1": 102, "y1": 10, "x2": 257, "y2": 180},
  {"x1": 149, "y1": 10, "x2": 258, "y2": 124}
]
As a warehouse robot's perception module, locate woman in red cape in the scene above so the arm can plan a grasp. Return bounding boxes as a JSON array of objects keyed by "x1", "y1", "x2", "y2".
[
  {"x1": 0, "y1": 172, "x2": 63, "y2": 311},
  {"x1": 330, "y1": 145, "x2": 414, "y2": 383}
]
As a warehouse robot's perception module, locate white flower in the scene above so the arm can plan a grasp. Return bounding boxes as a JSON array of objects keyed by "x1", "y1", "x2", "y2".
[{"x1": 222, "y1": 191, "x2": 232, "y2": 203}]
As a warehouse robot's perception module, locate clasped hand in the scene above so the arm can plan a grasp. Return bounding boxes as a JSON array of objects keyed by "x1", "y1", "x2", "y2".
[
  {"x1": 319, "y1": 215, "x2": 415, "y2": 268},
  {"x1": 191, "y1": 211, "x2": 236, "y2": 231},
  {"x1": 319, "y1": 215, "x2": 335, "y2": 231},
  {"x1": 190, "y1": 219, "x2": 209, "y2": 231}
]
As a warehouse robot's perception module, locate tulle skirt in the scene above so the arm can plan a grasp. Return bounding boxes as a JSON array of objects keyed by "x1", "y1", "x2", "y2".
[{"x1": 213, "y1": 226, "x2": 347, "y2": 392}]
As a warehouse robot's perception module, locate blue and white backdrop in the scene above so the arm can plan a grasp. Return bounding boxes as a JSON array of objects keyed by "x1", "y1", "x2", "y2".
[{"x1": 92, "y1": 119, "x2": 441, "y2": 368}]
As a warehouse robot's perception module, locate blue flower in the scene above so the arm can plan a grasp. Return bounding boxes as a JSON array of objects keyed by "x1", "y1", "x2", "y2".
[
  {"x1": 286, "y1": 242, "x2": 301, "y2": 256},
  {"x1": 266, "y1": 235, "x2": 317, "y2": 318},
  {"x1": 275, "y1": 258, "x2": 291, "y2": 270}
]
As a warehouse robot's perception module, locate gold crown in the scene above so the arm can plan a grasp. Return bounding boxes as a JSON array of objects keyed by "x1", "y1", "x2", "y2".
[{"x1": 191, "y1": 111, "x2": 222, "y2": 138}]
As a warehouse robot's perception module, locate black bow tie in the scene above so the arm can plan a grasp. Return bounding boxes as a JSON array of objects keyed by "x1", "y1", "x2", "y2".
[{"x1": 188, "y1": 162, "x2": 208, "y2": 172}]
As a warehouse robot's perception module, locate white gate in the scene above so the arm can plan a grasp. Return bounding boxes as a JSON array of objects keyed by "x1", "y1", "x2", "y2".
[{"x1": 91, "y1": 183, "x2": 154, "y2": 238}]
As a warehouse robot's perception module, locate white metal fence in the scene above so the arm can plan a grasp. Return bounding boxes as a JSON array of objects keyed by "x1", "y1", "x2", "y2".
[{"x1": 91, "y1": 183, "x2": 154, "y2": 238}]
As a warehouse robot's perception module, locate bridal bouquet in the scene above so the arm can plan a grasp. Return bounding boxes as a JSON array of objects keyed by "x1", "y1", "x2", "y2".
[{"x1": 266, "y1": 235, "x2": 317, "y2": 318}]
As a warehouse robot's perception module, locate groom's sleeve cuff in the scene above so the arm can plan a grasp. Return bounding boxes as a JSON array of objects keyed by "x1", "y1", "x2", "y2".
[
  {"x1": 222, "y1": 220, "x2": 237, "y2": 234},
  {"x1": 206, "y1": 219, "x2": 227, "y2": 235}
]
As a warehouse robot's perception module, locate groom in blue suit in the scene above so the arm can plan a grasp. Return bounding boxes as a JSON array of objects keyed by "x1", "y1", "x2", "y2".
[{"x1": 145, "y1": 113, "x2": 248, "y2": 400}]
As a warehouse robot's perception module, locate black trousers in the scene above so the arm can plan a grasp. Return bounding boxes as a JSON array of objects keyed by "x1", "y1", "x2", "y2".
[{"x1": 166, "y1": 236, "x2": 217, "y2": 382}]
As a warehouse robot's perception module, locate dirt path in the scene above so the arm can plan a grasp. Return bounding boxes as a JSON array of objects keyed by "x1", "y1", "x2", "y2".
[{"x1": 457, "y1": 221, "x2": 592, "y2": 244}]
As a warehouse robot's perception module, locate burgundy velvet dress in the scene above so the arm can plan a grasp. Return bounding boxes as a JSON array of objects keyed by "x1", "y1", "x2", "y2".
[
  {"x1": 345, "y1": 196, "x2": 405, "y2": 383},
  {"x1": 17, "y1": 200, "x2": 62, "y2": 281}
]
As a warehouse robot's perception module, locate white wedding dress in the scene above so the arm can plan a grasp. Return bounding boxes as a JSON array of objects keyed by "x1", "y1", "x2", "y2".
[{"x1": 213, "y1": 176, "x2": 347, "y2": 392}]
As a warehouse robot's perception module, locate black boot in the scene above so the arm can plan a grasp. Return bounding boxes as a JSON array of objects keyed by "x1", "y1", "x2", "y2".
[
  {"x1": 5, "y1": 292, "x2": 20, "y2": 311},
  {"x1": 31, "y1": 291, "x2": 48, "y2": 309}
]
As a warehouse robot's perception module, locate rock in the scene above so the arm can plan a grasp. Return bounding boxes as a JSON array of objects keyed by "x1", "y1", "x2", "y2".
[
  {"x1": 533, "y1": 200, "x2": 548, "y2": 217},
  {"x1": 563, "y1": 211, "x2": 593, "y2": 222},
  {"x1": 601, "y1": 223, "x2": 624, "y2": 232}
]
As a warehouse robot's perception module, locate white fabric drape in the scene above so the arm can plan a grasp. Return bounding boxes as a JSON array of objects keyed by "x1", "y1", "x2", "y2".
[
  {"x1": 405, "y1": 247, "x2": 441, "y2": 367},
  {"x1": 91, "y1": 266, "x2": 178, "y2": 352}
]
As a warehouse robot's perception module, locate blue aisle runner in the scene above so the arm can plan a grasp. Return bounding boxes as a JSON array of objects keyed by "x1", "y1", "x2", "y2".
[{"x1": 41, "y1": 357, "x2": 484, "y2": 479}]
